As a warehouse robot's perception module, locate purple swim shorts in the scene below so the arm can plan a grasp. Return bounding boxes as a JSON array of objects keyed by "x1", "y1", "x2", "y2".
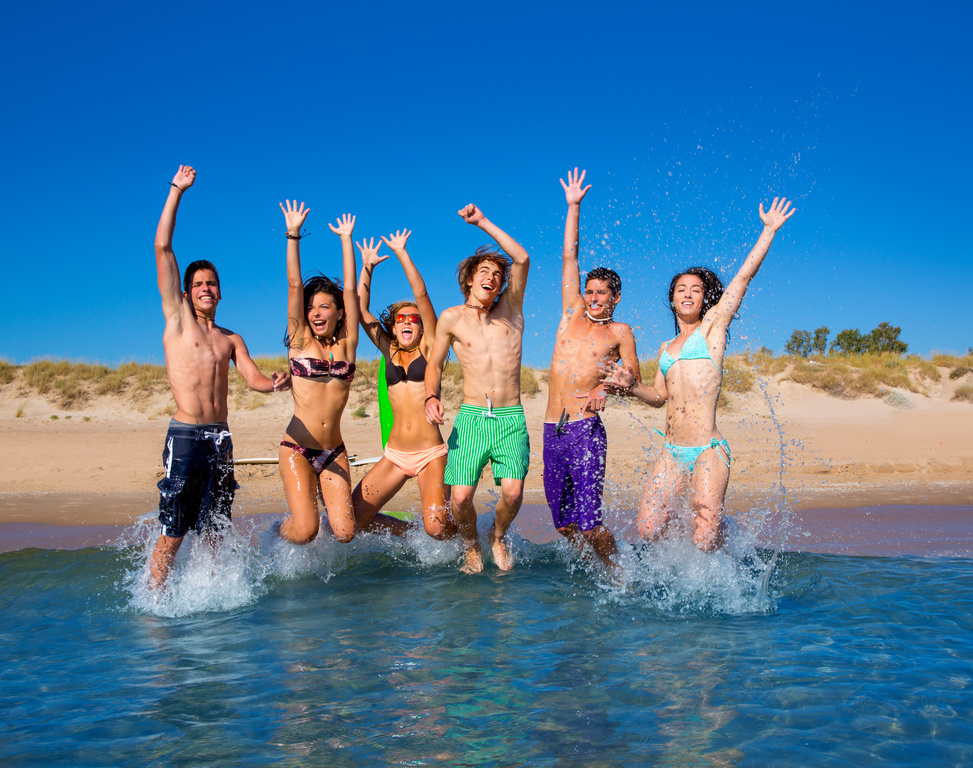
[{"x1": 543, "y1": 414, "x2": 607, "y2": 532}]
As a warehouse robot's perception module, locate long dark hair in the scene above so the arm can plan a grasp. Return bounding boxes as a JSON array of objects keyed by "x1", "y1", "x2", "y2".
[
  {"x1": 283, "y1": 273, "x2": 344, "y2": 348},
  {"x1": 667, "y1": 267, "x2": 724, "y2": 335}
]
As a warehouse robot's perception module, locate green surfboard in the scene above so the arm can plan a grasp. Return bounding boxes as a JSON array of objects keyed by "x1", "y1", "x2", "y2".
[{"x1": 378, "y1": 356, "x2": 393, "y2": 449}]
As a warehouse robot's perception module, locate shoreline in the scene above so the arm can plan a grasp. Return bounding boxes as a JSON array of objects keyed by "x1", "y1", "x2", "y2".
[
  {"x1": 2, "y1": 489, "x2": 971, "y2": 558},
  {"x1": 2, "y1": 371, "x2": 971, "y2": 556}
]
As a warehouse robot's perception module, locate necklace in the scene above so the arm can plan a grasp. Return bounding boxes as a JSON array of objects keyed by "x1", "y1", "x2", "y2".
[
  {"x1": 585, "y1": 311, "x2": 613, "y2": 324},
  {"x1": 465, "y1": 303, "x2": 490, "y2": 312}
]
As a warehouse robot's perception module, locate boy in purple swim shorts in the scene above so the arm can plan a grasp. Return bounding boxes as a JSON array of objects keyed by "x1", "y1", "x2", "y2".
[
  {"x1": 543, "y1": 414, "x2": 607, "y2": 531},
  {"x1": 542, "y1": 169, "x2": 640, "y2": 575}
]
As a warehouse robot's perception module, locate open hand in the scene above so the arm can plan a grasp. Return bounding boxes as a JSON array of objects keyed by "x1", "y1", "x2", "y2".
[
  {"x1": 279, "y1": 200, "x2": 310, "y2": 237},
  {"x1": 759, "y1": 197, "x2": 796, "y2": 232},
  {"x1": 601, "y1": 361, "x2": 636, "y2": 392},
  {"x1": 575, "y1": 385, "x2": 607, "y2": 413},
  {"x1": 356, "y1": 237, "x2": 389, "y2": 269},
  {"x1": 381, "y1": 229, "x2": 412, "y2": 252},
  {"x1": 560, "y1": 167, "x2": 591, "y2": 206},
  {"x1": 328, "y1": 213, "x2": 356, "y2": 237}
]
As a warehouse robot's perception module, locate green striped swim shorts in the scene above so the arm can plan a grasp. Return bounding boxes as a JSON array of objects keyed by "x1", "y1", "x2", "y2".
[{"x1": 444, "y1": 403, "x2": 531, "y2": 487}]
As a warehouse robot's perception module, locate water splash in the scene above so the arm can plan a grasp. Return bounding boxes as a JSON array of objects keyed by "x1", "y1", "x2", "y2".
[{"x1": 755, "y1": 377, "x2": 791, "y2": 601}]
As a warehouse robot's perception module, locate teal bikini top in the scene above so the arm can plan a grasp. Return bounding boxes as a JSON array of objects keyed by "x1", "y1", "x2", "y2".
[{"x1": 658, "y1": 329, "x2": 719, "y2": 377}]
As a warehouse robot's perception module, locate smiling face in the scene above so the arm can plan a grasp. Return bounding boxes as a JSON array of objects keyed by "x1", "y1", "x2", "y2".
[
  {"x1": 457, "y1": 249, "x2": 511, "y2": 303},
  {"x1": 306, "y1": 291, "x2": 343, "y2": 339},
  {"x1": 467, "y1": 261, "x2": 504, "y2": 304},
  {"x1": 583, "y1": 278, "x2": 619, "y2": 320},
  {"x1": 186, "y1": 268, "x2": 221, "y2": 315},
  {"x1": 671, "y1": 274, "x2": 705, "y2": 321},
  {"x1": 392, "y1": 305, "x2": 423, "y2": 349}
]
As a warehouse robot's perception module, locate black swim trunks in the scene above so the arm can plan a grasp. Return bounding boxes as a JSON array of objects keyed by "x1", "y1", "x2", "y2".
[{"x1": 157, "y1": 419, "x2": 238, "y2": 538}]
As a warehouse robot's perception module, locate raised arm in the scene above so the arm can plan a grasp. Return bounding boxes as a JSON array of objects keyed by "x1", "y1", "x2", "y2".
[
  {"x1": 281, "y1": 200, "x2": 311, "y2": 347},
  {"x1": 704, "y1": 197, "x2": 796, "y2": 338},
  {"x1": 423, "y1": 309, "x2": 458, "y2": 425},
  {"x1": 155, "y1": 165, "x2": 196, "y2": 322},
  {"x1": 329, "y1": 214, "x2": 360, "y2": 353},
  {"x1": 560, "y1": 167, "x2": 592, "y2": 311},
  {"x1": 382, "y1": 229, "x2": 439, "y2": 349},
  {"x1": 356, "y1": 236, "x2": 391, "y2": 354},
  {"x1": 458, "y1": 204, "x2": 530, "y2": 310}
]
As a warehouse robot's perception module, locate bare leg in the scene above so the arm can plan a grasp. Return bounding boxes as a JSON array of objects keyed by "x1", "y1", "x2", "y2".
[
  {"x1": 689, "y1": 448, "x2": 731, "y2": 552},
  {"x1": 581, "y1": 525, "x2": 620, "y2": 573},
  {"x1": 489, "y1": 477, "x2": 524, "y2": 571},
  {"x1": 319, "y1": 451, "x2": 356, "y2": 543},
  {"x1": 352, "y1": 457, "x2": 411, "y2": 536},
  {"x1": 148, "y1": 534, "x2": 183, "y2": 591},
  {"x1": 559, "y1": 523, "x2": 619, "y2": 577},
  {"x1": 278, "y1": 445, "x2": 323, "y2": 544},
  {"x1": 638, "y1": 453, "x2": 688, "y2": 542},
  {"x1": 450, "y1": 484, "x2": 482, "y2": 573},
  {"x1": 416, "y1": 454, "x2": 455, "y2": 540}
]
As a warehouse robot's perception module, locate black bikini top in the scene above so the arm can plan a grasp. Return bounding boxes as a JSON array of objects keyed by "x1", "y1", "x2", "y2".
[
  {"x1": 290, "y1": 357, "x2": 356, "y2": 381},
  {"x1": 385, "y1": 350, "x2": 427, "y2": 386}
]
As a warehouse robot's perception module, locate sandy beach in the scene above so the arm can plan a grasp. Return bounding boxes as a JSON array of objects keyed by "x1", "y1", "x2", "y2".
[{"x1": 1, "y1": 367, "x2": 970, "y2": 552}]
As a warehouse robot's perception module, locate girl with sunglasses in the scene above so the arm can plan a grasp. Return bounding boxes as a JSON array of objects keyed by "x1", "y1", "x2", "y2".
[{"x1": 352, "y1": 230, "x2": 456, "y2": 540}]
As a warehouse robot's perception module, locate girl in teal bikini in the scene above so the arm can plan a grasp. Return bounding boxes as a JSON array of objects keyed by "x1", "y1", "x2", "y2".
[{"x1": 606, "y1": 197, "x2": 795, "y2": 551}]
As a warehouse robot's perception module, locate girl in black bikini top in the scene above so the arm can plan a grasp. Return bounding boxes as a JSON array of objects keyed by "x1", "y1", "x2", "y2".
[
  {"x1": 353, "y1": 230, "x2": 454, "y2": 542},
  {"x1": 384, "y1": 348, "x2": 426, "y2": 386}
]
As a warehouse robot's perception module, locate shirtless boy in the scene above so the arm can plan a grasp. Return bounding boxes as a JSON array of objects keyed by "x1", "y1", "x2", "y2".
[
  {"x1": 424, "y1": 204, "x2": 530, "y2": 573},
  {"x1": 149, "y1": 165, "x2": 289, "y2": 590},
  {"x1": 544, "y1": 168, "x2": 640, "y2": 573}
]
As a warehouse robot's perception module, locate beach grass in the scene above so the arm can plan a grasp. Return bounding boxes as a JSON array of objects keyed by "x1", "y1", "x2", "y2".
[
  {"x1": 521, "y1": 367, "x2": 539, "y2": 398},
  {"x1": 0, "y1": 360, "x2": 16, "y2": 386},
  {"x1": 18, "y1": 360, "x2": 169, "y2": 408},
  {"x1": 953, "y1": 385, "x2": 973, "y2": 403},
  {"x1": 6, "y1": 352, "x2": 972, "y2": 411}
]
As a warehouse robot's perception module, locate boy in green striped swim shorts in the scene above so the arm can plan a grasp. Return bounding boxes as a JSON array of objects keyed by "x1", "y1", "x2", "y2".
[{"x1": 425, "y1": 202, "x2": 531, "y2": 574}]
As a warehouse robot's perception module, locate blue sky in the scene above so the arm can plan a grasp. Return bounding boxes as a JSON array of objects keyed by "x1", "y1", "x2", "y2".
[{"x1": 1, "y1": 0, "x2": 970, "y2": 367}]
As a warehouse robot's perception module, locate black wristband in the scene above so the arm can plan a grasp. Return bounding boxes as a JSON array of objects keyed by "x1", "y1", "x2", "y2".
[
  {"x1": 425, "y1": 394, "x2": 439, "y2": 402},
  {"x1": 168, "y1": 181, "x2": 184, "y2": 192},
  {"x1": 285, "y1": 233, "x2": 302, "y2": 240}
]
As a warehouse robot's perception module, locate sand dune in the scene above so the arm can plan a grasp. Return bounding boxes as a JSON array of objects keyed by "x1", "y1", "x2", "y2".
[{"x1": 1, "y1": 369, "x2": 970, "y2": 527}]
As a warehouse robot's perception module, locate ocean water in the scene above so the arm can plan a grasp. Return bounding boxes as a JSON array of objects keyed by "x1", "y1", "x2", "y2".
[{"x1": 1, "y1": 512, "x2": 972, "y2": 767}]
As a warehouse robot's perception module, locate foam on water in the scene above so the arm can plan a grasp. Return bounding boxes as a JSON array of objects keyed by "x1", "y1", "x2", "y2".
[{"x1": 119, "y1": 501, "x2": 783, "y2": 620}]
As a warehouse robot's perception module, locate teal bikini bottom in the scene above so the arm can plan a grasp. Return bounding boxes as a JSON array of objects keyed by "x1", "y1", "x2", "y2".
[{"x1": 653, "y1": 429, "x2": 732, "y2": 473}]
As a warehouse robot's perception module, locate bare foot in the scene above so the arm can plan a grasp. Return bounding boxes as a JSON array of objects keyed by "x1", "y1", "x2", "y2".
[
  {"x1": 460, "y1": 544, "x2": 483, "y2": 574},
  {"x1": 489, "y1": 529, "x2": 513, "y2": 571}
]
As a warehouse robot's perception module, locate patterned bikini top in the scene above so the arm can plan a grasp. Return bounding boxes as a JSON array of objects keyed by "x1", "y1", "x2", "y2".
[
  {"x1": 658, "y1": 329, "x2": 719, "y2": 378},
  {"x1": 289, "y1": 357, "x2": 356, "y2": 381},
  {"x1": 385, "y1": 350, "x2": 428, "y2": 386}
]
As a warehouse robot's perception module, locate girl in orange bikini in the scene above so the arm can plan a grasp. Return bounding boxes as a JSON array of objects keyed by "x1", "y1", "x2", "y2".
[
  {"x1": 352, "y1": 229, "x2": 455, "y2": 540},
  {"x1": 277, "y1": 201, "x2": 360, "y2": 545}
]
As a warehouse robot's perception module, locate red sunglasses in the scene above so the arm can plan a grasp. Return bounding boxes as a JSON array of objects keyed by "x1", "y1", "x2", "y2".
[{"x1": 395, "y1": 313, "x2": 422, "y2": 324}]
